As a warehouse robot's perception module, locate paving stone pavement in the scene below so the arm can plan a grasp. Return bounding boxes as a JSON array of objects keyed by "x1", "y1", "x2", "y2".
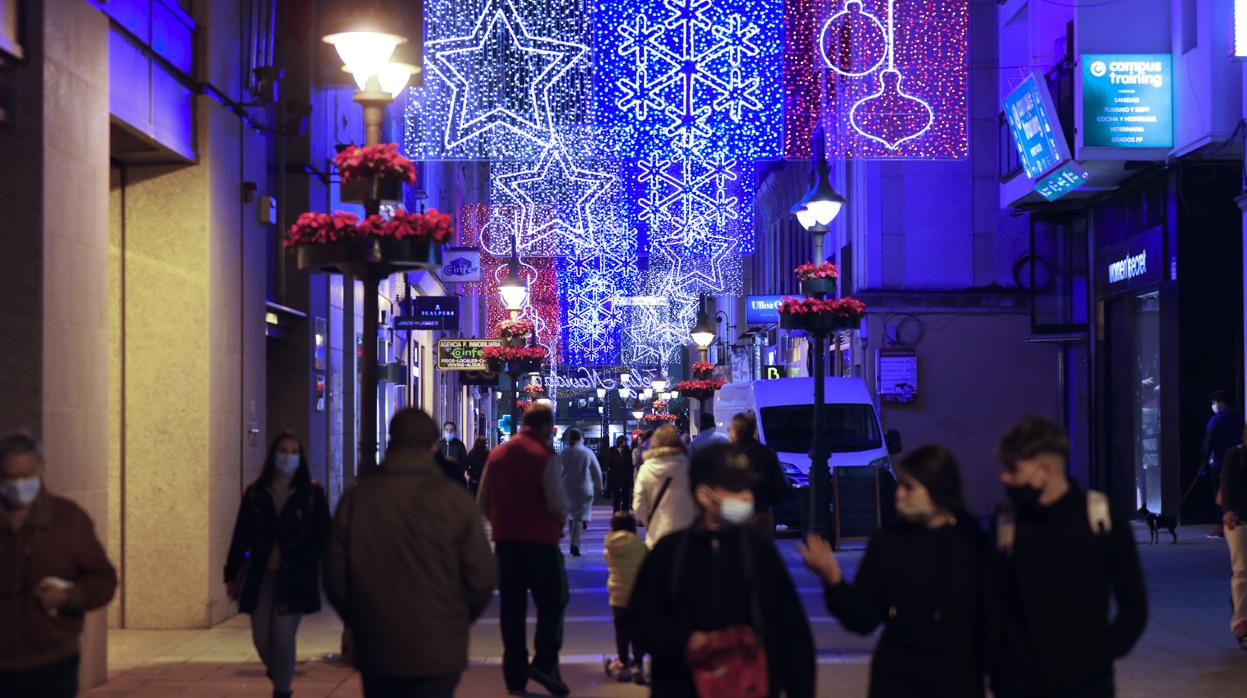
[{"x1": 84, "y1": 510, "x2": 1245, "y2": 697}]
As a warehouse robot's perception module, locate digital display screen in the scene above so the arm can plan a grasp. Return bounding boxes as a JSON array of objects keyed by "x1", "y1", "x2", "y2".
[
  {"x1": 1034, "y1": 163, "x2": 1090, "y2": 201},
  {"x1": 1003, "y1": 72, "x2": 1070, "y2": 179}
]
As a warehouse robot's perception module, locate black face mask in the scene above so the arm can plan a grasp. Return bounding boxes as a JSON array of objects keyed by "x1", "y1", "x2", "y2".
[{"x1": 1005, "y1": 484, "x2": 1043, "y2": 513}]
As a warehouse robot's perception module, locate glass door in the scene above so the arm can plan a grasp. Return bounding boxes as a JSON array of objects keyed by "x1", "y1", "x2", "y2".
[{"x1": 1134, "y1": 292, "x2": 1161, "y2": 511}]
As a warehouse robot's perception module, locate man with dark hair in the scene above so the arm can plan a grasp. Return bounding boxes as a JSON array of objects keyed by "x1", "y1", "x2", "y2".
[
  {"x1": 1204, "y1": 390, "x2": 1241, "y2": 538},
  {"x1": 728, "y1": 412, "x2": 787, "y2": 540},
  {"x1": 990, "y1": 416, "x2": 1147, "y2": 698},
  {"x1": 325, "y1": 408, "x2": 496, "y2": 698},
  {"x1": 477, "y1": 404, "x2": 571, "y2": 697},
  {"x1": 690, "y1": 412, "x2": 728, "y2": 454},
  {"x1": 628, "y1": 443, "x2": 815, "y2": 696},
  {"x1": 0, "y1": 432, "x2": 117, "y2": 698},
  {"x1": 436, "y1": 421, "x2": 470, "y2": 488}
]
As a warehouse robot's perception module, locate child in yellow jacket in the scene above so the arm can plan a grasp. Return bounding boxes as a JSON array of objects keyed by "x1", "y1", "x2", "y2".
[{"x1": 603, "y1": 511, "x2": 648, "y2": 683}]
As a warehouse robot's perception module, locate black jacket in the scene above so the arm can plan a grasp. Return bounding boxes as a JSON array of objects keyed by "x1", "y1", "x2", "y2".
[
  {"x1": 607, "y1": 446, "x2": 633, "y2": 494},
  {"x1": 825, "y1": 517, "x2": 986, "y2": 698},
  {"x1": 628, "y1": 525, "x2": 815, "y2": 698},
  {"x1": 733, "y1": 439, "x2": 787, "y2": 513},
  {"x1": 1203, "y1": 409, "x2": 1241, "y2": 468},
  {"x1": 989, "y1": 487, "x2": 1147, "y2": 698},
  {"x1": 224, "y1": 479, "x2": 331, "y2": 615},
  {"x1": 1221, "y1": 445, "x2": 1247, "y2": 518},
  {"x1": 438, "y1": 437, "x2": 470, "y2": 467}
]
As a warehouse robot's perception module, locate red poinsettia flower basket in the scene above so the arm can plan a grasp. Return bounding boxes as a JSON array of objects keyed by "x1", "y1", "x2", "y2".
[
  {"x1": 778, "y1": 296, "x2": 866, "y2": 332},
  {"x1": 515, "y1": 398, "x2": 533, "y2": 409},
  {"x1": 642, "y1": 413, "x2": 678, "y2": 425},
  {"x1": 336, "y1": 143, "x2": 417, "y2": 203},
  {"x1": 483, "y1": 345, "x2": 548, "y2": 374},
  {"x1": 675, "y1": 378, "x2": 726, "y2": 402},
  {"x1": 497, "y1": 319, "x2": 535, "y2": 347},
  {"x1": 651, "y1": 400, "x2": 669, "y2": 412},
  {"x1": 522, "y1": 384, "x2": 546, "y2": 396},
  {"x1": 796, "y1": 262, "x2": 840, "y2": 295},
  {"x1": 691, "y1": 360, "x2": 716, "y2": 378},
  {"x1": 290, "y1": 208, "x2": 451, "y2": 275}
]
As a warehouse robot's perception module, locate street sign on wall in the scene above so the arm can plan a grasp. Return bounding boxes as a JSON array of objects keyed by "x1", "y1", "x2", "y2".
[
  {"x1": 1081, "y1": 54, "x2": 1172, "y2": 149},
  {"x1": 437, "y1": 338, "x2": 502, "y2": 370},
  {"x1": 397, "y1": 296, "x2": 459, "y2": 330},
  {"x1": 877, "y1": 348, "x2": 918, "y2": 403},
  {"x1": 440, "y1": 247, "x2": 481, "y2": 283},
  {"x1": 745, "y1": 295, "x2": 785, "y2": 325}
]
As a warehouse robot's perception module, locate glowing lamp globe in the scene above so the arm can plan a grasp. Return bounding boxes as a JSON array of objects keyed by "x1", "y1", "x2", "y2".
[
  {"x1": 652, "y1": 377, "x2": 668, "y2": 392},
  {"x1": 596, "y1": 388, "x2": 607, "y2": 400},
  {"x1": 323, "y1": 32, "x2": 405, "y2": 90},
  {"x1": 617, "y1": 387, "x2": 631, "y2": 400},
  {"x1": 498, "y1": 271, "x2": 529, "y2": 311},
  {"x1": 376, "y1": 62, "x2": 417, "y2": 96},
  {"x1": 690, "y1": 316, "x2": 716, "y2": 349},
  {"x1": 631, "y1": 410, "x2": 644, "y2": 420}
]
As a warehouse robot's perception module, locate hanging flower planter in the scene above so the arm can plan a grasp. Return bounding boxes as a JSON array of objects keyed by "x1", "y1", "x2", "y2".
[
  {"x1": 340, "y1": 176, "x2": 404, "y2": 204},
  {"x1": 497, "y1": 319, "x2": 535, "y2": 348},
  {"x1": 675, "y1": 378, "x2": 726, "y2": 403},
  {"x1": 289, "y1": 209, "x2": 453, "y2": 276},
  {"x1": 796, "y1": 262, "x2": 840, "y2": 296},
  {"x1": 778, "y1": 296, "x2": 866, "y2": 333},
  {"x1": 482, "y1": 345, "x2": 548, "y2": 374},
  {"x1": 642, "y1": 413, "x2": 678, "y2": 425},
  {"x1": 335, "y1": 143, "x2": 417, "y2": 204},
  {"x1": 690, "y1": 360, "x2": 717, "y2": 379}
]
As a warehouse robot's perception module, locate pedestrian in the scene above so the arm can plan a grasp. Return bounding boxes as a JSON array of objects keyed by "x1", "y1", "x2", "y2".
[
  {"x1": 225, "y1": 432, "x2": 332, "y2": 698},
  {"x1": 477, "y1": 404, "x2": 571, "y2": 697},
  {"x1": 1218, "y1": 425, "x2": 1247, "y2": 648},
  {"x1": 729, "y1": 412, "x2": 788, "y2": 540},
  {"x1": 1204, "y1": 390, "x2": 1241, "y2": 538},
  {"x1": 990, "y1": 416, "x2": 1147, "y2": 698},
  {"x1": 634, "y1": 425, "x2": 697, "y2": 548},
  {"x1": 608, "y1": 435, "x2": 634, "y2": 513},
  {"x1": 437, "y1": 421, "x2": 470, "y2": 487},
  {"x1": 0, "y1": 432, "x2": 117, "y2": 698},
  {"x1": 632, "y1": 430, "x2": 652, "y2": 474},
  {"x1": 798, "y1": 444, "x2": 986, "y2": 698},
  {"x1": 690, "y1": 412, "x2": 729, "y2": 454},
  {"x1": 556, "y1": 428, "x2": 604, "y2": 557},
  {"x1": 324, "y1": 408, "x2": 496, "y2": 698},
  {"x1": 467, "y1": 436, "x2": 489, "y2": 496},
  {"x1": 628, "y1": 443, "x2": 816, "y2": 698},
  {"x1": 603, "y1": 511, "x2": 648, "y2": 684}
]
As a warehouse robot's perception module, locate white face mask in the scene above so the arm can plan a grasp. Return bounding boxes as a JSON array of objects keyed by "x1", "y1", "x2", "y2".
[
  {"x1": 0, "y1": 476, "x2": 41, "y2": 510},
  {"x1": 1212, "y1": 404, "x2": 1221, "y2": 415},
  {"x1": 719, "y1": 496, "x2": 755, "y2": 526},
  {"x1": 444, "y1": 430, "x2": 455, "y2": 441},
  {"x1": 896, "y1": 498, "x2": 936, "y2": 522},
  {"x1": 274, "y1": 453, "x2": 300, "y2": 475}
]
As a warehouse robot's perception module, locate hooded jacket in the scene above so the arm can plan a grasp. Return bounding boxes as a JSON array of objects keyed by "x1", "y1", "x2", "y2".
[
  {"x1": 633, "y1": 447, "x2": 696, "y2": 548},
  {"x1": 604, "y1": 530, "x2": 648, "y2": 608}
]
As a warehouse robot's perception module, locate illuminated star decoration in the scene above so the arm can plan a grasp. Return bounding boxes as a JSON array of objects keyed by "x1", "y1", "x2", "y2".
[
  {"x1": 792, "y1": 0, "x2": 967, "y2": 158},
  {"x1": 406, "y1": 0, "x2": 591, "y2": 160},
  {"x1": 493, "y1": 136, "x2": 616, "y2": 253}
]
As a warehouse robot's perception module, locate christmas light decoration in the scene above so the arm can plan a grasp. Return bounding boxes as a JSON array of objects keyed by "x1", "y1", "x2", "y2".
[
  {"x1": 405, "y1": 0, "x2": 592, "y2": 160},
  {"x1": 558, "y1": 250, "x2": 638, "y2": 365},
  {"x1": 787, "y1": 0, "x2": 967, "y2": 159}
]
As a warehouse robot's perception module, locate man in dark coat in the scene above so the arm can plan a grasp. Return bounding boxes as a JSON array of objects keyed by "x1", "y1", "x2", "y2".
[
  {"x1": 606, "y1": 435, "x2": 633, "y2": 513},
  {"x1": 990, "y1": 416, "x2": 1147, "y2": 698},
  {"x1": 325, "y1": 408, "x2": 496, "y2": 698},
  {"x1": 437, "y1": 421, "x2": 470, "y2": 488},
  {"x1": 727, "y1": 412, "x2": 788, "y2": 540},
  {"x1": 1205, "y1": 390, "x2": 1242, "y2": 537}
]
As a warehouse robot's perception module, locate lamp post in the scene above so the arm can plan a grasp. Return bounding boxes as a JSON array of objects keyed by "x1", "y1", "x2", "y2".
[
  {"x1": 792, "y1": 125, "x2": 846, "y2": 542},
  {"x1": 499, "y1": 235, "x2": 529, "y2": 437},
  {"x1": 597, "y1": 387, "x2": 608, "y2": 447},
  {"x1": 689, "y1": 296, "x2": 717, "y2": 435},
  {"x1": 320, "y1": 25, "x2": 418, "y2": 473}
]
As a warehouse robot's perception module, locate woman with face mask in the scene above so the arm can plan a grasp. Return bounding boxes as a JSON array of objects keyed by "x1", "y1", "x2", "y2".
[
  {"x1": 628, "y1": 443, "x2": 815, "y2": 697},
  {"x1": 798, "y1": 445, "x2": 987, "y2": 698},
  {"x1": 224, "y1": 432, "x2": 332, "y2": 698}
]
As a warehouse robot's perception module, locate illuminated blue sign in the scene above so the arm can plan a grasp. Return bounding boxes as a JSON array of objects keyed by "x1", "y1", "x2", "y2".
[
  {"x1": 1035, "y1": 163, "x2": 1090, "y2": 201},
  {"x1": 1081, "y1": 54, "x2": 1172, "y2": 149},
  {"x1": 745, "y1": 295, "x2": 785, "y2": 325},
  {"x1": 1003, "y1": 72, "x2": 1070, "y2": 179}
]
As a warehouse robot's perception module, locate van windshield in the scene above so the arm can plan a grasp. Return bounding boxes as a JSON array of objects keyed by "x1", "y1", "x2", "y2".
[{"x1": 759, "y1": 404, "x2": 882, "y2": 453}]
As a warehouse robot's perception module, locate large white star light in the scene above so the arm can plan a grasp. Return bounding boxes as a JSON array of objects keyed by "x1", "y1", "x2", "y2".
[
  {"x1": 493, "y1": 139, "x2": 616, "y2": 253},
  {"x1": 406, "y1": 0, "x2": 591, "y2": 160}
]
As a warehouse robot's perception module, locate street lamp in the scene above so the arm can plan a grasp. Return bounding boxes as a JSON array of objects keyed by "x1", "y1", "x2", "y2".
[
  {"x1": 596, "y1": 388, "x2": 607, "y2": 400},
  {"x1": 792, "y1": 125, "x2": 846, "y2": 543},
  {"x1": 651, "y1": 375, "x2": 668, "y2": 393},
  {"x1": 499, "y1": 234, "x2": 529, "y2": 315},
  {"x1": 690, "y1": 298, "x2": 716, "y2": 359}
]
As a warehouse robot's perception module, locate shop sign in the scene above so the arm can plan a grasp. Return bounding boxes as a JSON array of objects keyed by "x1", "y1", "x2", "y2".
[
  {"x1": 745, "y1": 295, "x2": 785, "y2": 324},
  {"x1": 761, "y1": 364, "x2": 785, "y2": 380},
  {"x1": 1002, "y1": 72, "x2": 1070, "y2": 179},
  {"x1": 1099, "y1": 227, "x2": 1163, "y2": 294},
  {"x1": 437, "y1": 338, "x2": 502, "y2": 370},
  {"x1": 1081, "y1": 54, "x2": 1172, "y2": 149},
  {"x1": 877, "y1": 348, "x2": 918, "y2": 403},
  {"x1": 1034, "y1": 163, "x2": 1089, "y2": 202},
  {"x1": 397, "y1": 296, "x2": 459, "y2": 330},
  {"x1": 440, "y1": 247, "x2": 481, "y2": 283}
]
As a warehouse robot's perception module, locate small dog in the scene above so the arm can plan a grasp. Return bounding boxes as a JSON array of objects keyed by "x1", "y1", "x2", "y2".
[{"x1": 1137, "y1": 507, "x2": 1178, "y2": 544}]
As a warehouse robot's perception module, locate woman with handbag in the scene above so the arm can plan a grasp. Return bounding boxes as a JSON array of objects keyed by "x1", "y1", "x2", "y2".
[
  {"x1": 798, "y1": 445, "x2": 987, "y2": 698},
  {"x1": 224, "y1": 432, "x2": 332, "y2": 698},
  {"x1": 628, "y1": 443, "x2": 815, "y2": 698},
  {"x1": 633, "y1": 426, "x2": 697, "y2": 548}
]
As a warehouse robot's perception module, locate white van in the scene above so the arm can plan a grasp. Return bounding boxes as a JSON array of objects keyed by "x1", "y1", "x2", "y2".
[{"x1": 714, "y1": 377, "x2": 898, "y2": 491}]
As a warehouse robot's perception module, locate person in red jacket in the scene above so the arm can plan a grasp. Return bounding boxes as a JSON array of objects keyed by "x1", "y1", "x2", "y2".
[{"x1": 478, "y1": 404, "x2": 569, "y2": 697}]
